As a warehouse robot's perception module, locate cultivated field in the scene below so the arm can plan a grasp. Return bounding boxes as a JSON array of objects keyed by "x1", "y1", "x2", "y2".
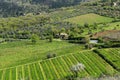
[
  {"x1": 0, "y1": 40, "x2": 84, "y2": 69},
  {"x1": 0, "y1": 48, "x2": 119, "y2": 80},
  {"x1": 95, "y1": 48, "x2": 120, "y2": 71},
  {"x1": 65, "y1": 13, "x2": 113, "y2": 25}
]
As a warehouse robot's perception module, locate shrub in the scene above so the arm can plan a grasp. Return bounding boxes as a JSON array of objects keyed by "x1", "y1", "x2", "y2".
[
  {"x1": 49, "y1": 35, "x2": 53, "y2": 42},
  {"x1": 31, "y1": 34, "x2": 39, "y2": 44},
  {"x1": 46, "y1": 53, "x2": 52, "y2": 59},
  {"x1": 46, "y1": 53, "x2": 57, "y2": 59}
]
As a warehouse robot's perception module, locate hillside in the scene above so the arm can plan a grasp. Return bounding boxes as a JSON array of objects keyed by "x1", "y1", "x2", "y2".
[
  {"x1": 0, "y1": 0, "x2": 120, "y2": 80},
  {"x1": 0, "y1": 48, "x2": 119, "y2": 80},
  {"x1": 1, "y1": 0, "x2": 120, "y2": 18},
  {"x1": 0, "y1": 40, "x2": 84, "y2": 69},
  {"x1": 65, "y1": 13, "x2": 114, "y2": 25},
  {"x1": 0, "y1": 0, "x2": 95, "y2": 17}
]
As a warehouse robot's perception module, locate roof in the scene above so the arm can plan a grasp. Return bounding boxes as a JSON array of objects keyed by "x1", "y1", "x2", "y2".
[{"x1": 60, "y1": 33, "x2": 68, "y2": 36}]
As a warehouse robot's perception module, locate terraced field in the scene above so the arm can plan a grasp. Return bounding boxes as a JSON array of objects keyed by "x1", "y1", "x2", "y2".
[
  {"x1": 95, "y1": 48, "x2": 120, "y2": 71},
  {"x1": 0, "y1": 49, "x2": 119, "y2": 80}
]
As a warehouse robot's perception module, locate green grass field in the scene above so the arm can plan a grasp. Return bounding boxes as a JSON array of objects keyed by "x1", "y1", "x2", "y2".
[
  {"x1": 0, "y1": 48, "x2": 119, "y2": 80},
  {"x1": 65, "y1": 13, "x2": 113, "y2": 25},
  {"x1": 105, "y1": 22, "x2": 120, "y2": 30},
  {"x1": 0, "y1": 40, "x2": 85, "y2": 69}
]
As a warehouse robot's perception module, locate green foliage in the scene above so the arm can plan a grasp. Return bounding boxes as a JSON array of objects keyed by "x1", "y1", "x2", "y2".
[
  {"x1": 0, "y1": 40, "x2": 84, "y2": 69},
  {"x1": 85, "y1": 43, "x2": 94, "y2": 49},
  {"x1": 0, "y1": 49, "x2": 118, "y2": 79},
  {"x1": 96, "y1": 48, "x2": 120, "y2": 71},
  {"x1": 31, "y1": 34, "x2": 39, "y2": 44},
  {"x1": 65, "y1": 13, "x2": 114, "y2": 25},
  {"x1": 0, "y1": 1, "x2": 119, "y2": 79},
  {"x1": 84, "y1": 36, "x2": 90, "y2": 43},
  {"x1": 46, "y1": 53, "x2": 57, "y2": 59},
  {"x1": 48, "y1": 35, "x2": 53, "y2": 42},
  {"x1": 84, "y1": 22, "x2": 89, "y2": 28},
  {"x1": 0, "y1": 14, "x2": 50, "y2": 39},
  {"x1": 98, "y1": 37, "x2": 104, "y2": 43},
  {"x1": 0, "y1": 0, "x2": 91, "y2": 17}
]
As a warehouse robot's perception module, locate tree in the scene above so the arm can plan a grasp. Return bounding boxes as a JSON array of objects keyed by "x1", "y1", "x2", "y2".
[
  {"x1": 31, "y1": 34, "x2": 39, "y2": 44},
  {"x1": 53, "y1": 53, "x2": 57, "y2": 57},
  {"x1": 93, "y1": 22, "x2": 97, "y2": 30},
  {"x1": 70, "y1": 63, "x2": 85, "y2": 78},
  {"x1": 60, "y1": 28, "x2": 65, "y2": 33},
  {"x1": 84, "y1": 36, "x2": 90, "y2": 43},
  {"x1": 85, "y1": 43, "x2": 94, "y2": 49},
  {"x1": 46, "y1": 53, "x2": 52, "y2": 59},
  {"x1": 48, "y1": 35, "x2": 53, "y2": 42},
  {"x1": 46, "y1": 53, "x2": 56, "y2": 59},
  {"x1": 84, "y1": 22, "x2": 89, "y2": 28}
]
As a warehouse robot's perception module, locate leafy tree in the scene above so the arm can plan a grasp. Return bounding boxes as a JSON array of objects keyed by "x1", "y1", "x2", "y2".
[
  {"x1": 84, "y1": 22, "x2": 89, "y2": 28},
  {"x1": 60, "y1": 28, "x2": 66, "y2": 33},
  {"x1": 31, "y1": 34, "x2": 39, "y2": 44},
  {"x1": 48, "y1": 35, "x2": 53, "y2": 42},
  {"x1": 85, "y1": 43, "x2": 94, "y2": 49},
  {"x1": 84, "y1": 36, "x2": 90, "y2": 43},
  {"x1": 46, "y1": 53, "x2": 52, "y2": 59},
  {"x1": 53, "y1": 53, "x2": 57, "y2": 57},
  {"x1": 46, "y1": 53, "x2": 56, "y2": 59}
]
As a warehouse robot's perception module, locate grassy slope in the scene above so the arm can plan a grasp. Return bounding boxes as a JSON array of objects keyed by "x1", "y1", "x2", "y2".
[
  {"x1": 0, "y1": 40, "x2": 84, "y2": 69},
  {"x1": 64, "y1": 13, "x2": 120, "y2": 36},
  {"x1": 106, "y1": 22, "x2": 120, "y2": 30},
  {"x1": 0, "y1": 49, "x2": 119, "y2": 80},
  {"x1": 65, "y1": 13, "x2": 113, "y2": 25}
]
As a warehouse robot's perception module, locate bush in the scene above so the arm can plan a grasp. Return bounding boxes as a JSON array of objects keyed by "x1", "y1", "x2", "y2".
[
  {"x1": 85, "y1": 43, "x2": 94, "y2": 49},
  {"x1": 84, "y1": 23, "x2": 89, "y2": 28},
  {"x1": 46, "y1": 54, "x2": 52, "y2": 59},
  {"x1": 53, "y1": 53, "x2": 57, "y2": 57},
  {"x1": 49, "y1": 35, "x2": 53, "y2": 42},
  {"x1": 31, "y1": 34, "x2": 39, "y2": 44},
  {"x1": 46, "y1": 53, "x2": 57, "y2": 59}
]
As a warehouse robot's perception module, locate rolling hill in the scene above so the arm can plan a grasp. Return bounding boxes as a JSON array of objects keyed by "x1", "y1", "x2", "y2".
[
  {"x1": 0, "y1": 0, "x2": 97, "y2": 17},
  {"x1": 65, "y1": 13, "x2": 114, "y2": 25},
  {"x1": 0, "y1": 48, "x2": 119, "y2": 80},
  {"x1": 0, "y1": 0, "x2": 120, "y2": 80}
]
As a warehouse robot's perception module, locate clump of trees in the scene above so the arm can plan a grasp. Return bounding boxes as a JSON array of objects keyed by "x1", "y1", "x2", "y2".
[{"x1": 46, "y1": 53, "x2": 57, "y2": 59}]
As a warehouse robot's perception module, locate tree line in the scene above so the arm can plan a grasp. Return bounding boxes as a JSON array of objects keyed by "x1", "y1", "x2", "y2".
[{"x1": 0, "y1": 0, "x2": 94, "y2": 17}]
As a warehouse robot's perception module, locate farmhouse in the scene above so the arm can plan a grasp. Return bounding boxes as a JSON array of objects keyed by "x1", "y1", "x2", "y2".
[
  {"x1": 60, "y1": 33, "x2": 69, "y2": 39},
  {"x1": 55, "y1": 33, "x2": 68, "y2": 40},
  {"x1": 92, "y1": 30, "x2": 120, "y2": 41}
]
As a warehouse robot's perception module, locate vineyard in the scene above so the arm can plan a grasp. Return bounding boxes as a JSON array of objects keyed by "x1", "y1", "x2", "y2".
[
  {"x1": 95, "y1": 48, "x2": 120, "y2": 71},
  {"x1": 0, "y1": 49, "x2": 120, "y2": 80}
]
